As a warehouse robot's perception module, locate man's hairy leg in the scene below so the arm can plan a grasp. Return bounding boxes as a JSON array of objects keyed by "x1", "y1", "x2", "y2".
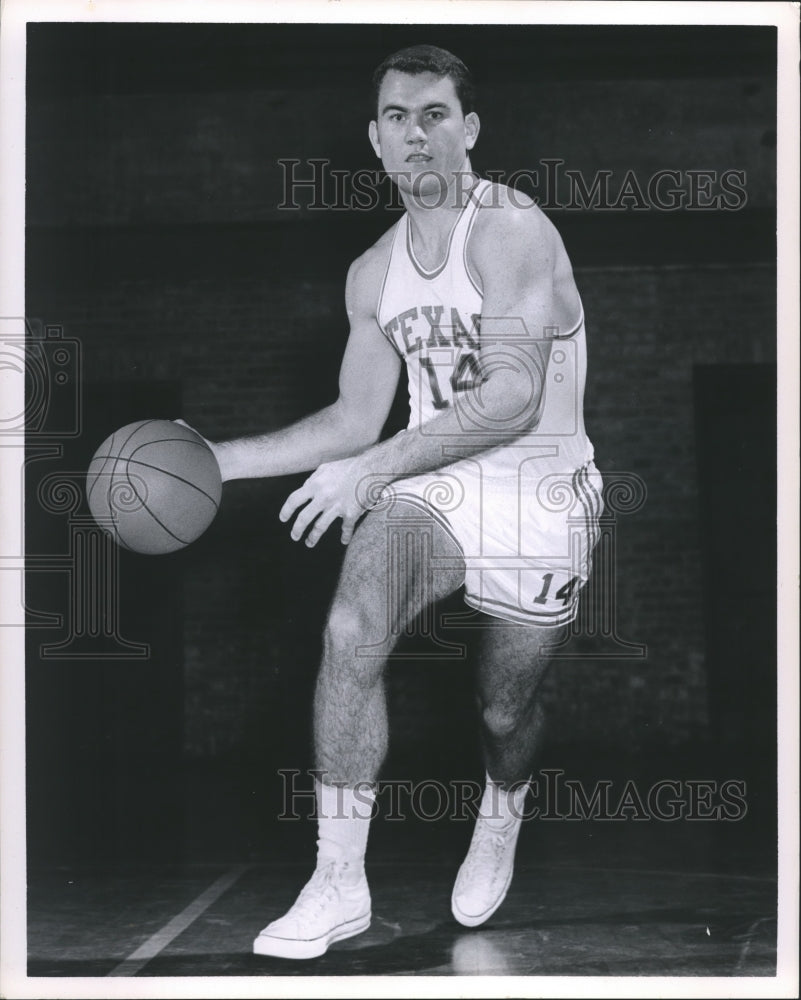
[
  {"x1": 254, "y1": 501, "x2": 464, "y2": 959},
  {"x1": 476, "y1": 621, "x2": 564, "y2": 785},
  {"x1": 450, "y1": 620, "x2": 564, "y2": 928},
  {"x1": 314, "y1": 500, "x2": 466, "y2": 785}
]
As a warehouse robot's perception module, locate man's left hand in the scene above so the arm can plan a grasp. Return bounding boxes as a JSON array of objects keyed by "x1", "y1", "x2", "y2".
[{"x1": 279, "y1": 456, "x2": 376, "y2": 546}]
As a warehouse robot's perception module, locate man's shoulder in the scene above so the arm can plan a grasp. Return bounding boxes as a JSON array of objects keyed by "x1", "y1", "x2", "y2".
[
  {"x1": 345, "y1": 220, "x2": 402, "y2": 313},
  {"x1": 348, "y1": 222, "x2": 399, "y2": 286},
  {"x1": 475, "y1": 181, "x2": 558, "y2": 245},
  {"x1": 469, "y1": 181, "x2": 568, "y2": 276}
]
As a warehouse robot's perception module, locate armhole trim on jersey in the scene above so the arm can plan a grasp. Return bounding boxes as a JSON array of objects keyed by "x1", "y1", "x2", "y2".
[
  {"x1": 463, "y1": 182, "x2": 488, "y2": 296},
  {"x1": 375, "y1": 221, "x2": 397, "y2": 326},
  {"x1": 379, "y1": 321, "x2": 405, "y2": 359},
  {"x1": 376, "y1": 222, "x2": 405, "y2": 358},
  {"x1": 553, "y1": 297, "x2": 585, "y2": 340}
]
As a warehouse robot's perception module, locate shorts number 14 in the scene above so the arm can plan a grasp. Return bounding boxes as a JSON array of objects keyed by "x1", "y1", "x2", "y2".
[{"x1": 534, "y1": 573, "x2": 580, "y2": 606}]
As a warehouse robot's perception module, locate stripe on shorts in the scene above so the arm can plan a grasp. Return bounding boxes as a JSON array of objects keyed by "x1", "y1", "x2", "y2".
[{"x1": 573, "y1": 463, "x2": 602, "y2": 560}]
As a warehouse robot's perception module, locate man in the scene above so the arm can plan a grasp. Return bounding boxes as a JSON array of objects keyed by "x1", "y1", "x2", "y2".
[{"x1": 203, "y1": 44, "x2": 603, "y2": 958}]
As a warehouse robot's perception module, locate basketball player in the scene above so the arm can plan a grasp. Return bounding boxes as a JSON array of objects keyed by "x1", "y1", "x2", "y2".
[{"x1": 196, "y1": 45, "x2": 603, "y2": 958}]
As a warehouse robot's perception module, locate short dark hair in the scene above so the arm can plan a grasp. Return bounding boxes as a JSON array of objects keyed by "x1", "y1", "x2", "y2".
[{"x1": 371, "y1": 44, "x2": 475, "y2": 116}]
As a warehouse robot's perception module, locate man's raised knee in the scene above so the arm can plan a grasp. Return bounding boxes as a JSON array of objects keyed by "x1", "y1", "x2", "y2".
[
  {"x1": 481, "y1": 704, "x2": 520, "y2": 741},
  {"x1": 481, "y1": 699, "x2": 544, "y2": 742}
]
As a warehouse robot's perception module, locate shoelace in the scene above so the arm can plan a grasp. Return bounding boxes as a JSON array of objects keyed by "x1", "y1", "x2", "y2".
[
  {"x1": 287, "y1": 861, "x2": 342, "y2": 920},
  {"x1": 461, "y1": 822, "x2": 516, "y2": 884}
]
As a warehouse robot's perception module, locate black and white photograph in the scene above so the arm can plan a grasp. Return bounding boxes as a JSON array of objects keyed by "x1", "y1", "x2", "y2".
[{"x1": 0, "y1": 1, "x2": 798, "y2": 996}]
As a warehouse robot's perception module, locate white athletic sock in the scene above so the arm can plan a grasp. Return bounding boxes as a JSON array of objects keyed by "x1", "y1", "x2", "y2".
[
  {"x1": 480, "y1": 772, "x2": 530, "y2": 828},
  {"x1": 315, "y1": 778, "x2": 375, "y2": 874}
]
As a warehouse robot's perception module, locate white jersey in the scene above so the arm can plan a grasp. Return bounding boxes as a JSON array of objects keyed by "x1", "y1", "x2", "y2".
[{"x1": 376, "y1": 179, "x2": 594, "y2": 482}]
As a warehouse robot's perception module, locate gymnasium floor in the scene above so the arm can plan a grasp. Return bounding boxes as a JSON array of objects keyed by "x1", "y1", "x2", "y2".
[{"x1": 26, "y1": 801, "x2": 778, "y2": 981}]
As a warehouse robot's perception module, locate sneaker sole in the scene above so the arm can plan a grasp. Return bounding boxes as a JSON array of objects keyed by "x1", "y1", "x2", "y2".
[
  {"x1": 451, "y1": 865, "x2": 514, "y2": 928},
  {"x1": 252, "y1": 911, "x2": 371, "y2": 960}
]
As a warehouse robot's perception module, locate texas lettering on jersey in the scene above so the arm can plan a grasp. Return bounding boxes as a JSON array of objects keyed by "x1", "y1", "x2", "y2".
[
  {"x1": 383, "y1": 305, "x2": 484, "y2": 412},
  {"x1": 383, "y1": 305, "x2": 479, "y2": 354},
  {"x1": 376, "y1": 180, "x2": 594, "y2": 472}
]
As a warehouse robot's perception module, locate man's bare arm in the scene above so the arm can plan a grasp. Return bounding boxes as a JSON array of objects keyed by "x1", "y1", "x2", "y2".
[
  {"x1": 283, "y1": 199, "x2": 580, "y2": 545},
  {"x1": 211, "y1": 251, "x2": 401, "y2": 481},
  {"x1": 358, "y1": 205, "x2": 564, "y2": 473}
]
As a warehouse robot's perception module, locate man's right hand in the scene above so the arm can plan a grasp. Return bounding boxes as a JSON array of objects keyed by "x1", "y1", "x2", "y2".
[{"x1": 174, "y1": 419, "x2": 229, "y2": 481}]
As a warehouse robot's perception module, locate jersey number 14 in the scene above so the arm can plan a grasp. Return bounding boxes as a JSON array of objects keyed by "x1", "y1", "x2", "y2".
[{"x1": 420, "y1": 353, "x2": 483, "y2": 409}]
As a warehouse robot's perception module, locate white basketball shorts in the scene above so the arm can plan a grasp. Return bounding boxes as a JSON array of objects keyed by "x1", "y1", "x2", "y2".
[{"x1": 380, "y1": 460, "x2": 604, "y2": 627}]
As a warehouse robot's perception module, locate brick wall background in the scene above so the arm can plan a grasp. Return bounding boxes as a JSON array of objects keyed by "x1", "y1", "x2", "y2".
[{"x1": 24, "y1": 24, "x2": 777, "y2": 773}]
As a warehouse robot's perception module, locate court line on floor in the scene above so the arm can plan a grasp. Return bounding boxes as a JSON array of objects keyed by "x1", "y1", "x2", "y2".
[
  {"x1": 733, "y1": 915, "x2": 776, "y2": 974},
  {"x1": 107, "y1": 864, "x2": 250, "y2": 977}
]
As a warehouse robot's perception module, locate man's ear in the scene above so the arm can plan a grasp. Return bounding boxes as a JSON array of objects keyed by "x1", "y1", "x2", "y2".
[
  {"x1": 464, "y1": 111, "x2": 480, "y2": 151},
  {"x1": 368, "y1": 120, "x2": 381, "y2": 158}
]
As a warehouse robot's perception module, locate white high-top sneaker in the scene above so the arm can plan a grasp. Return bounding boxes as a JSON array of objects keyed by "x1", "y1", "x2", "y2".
[
  {"x1": 451, "y1": 813, "x2": 523, "y2": 927},
  {"x1": 253, "y1": 858, "x2": 371, "y2": 959}
]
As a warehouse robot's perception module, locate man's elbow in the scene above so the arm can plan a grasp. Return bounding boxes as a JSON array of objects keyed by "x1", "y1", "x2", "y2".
[
  {"x1": 351, "y1": 426, "x2": 382, "y2": 451},
  {"x1": 482, "y1": 369, "x2": 543, "y2": 433},
  {"x1": 334, "y1": 400, "x2": 383, "y2": 452}
]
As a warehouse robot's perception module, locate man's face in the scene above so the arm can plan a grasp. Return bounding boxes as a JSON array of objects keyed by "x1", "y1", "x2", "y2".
[{"x1": 369, "y1": 70, "x2": 479, "y2": 200}]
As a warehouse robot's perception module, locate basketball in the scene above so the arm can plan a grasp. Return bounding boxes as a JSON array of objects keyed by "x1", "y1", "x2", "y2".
[{"x1": 86, "y1": 419, "x2": 222, "y2": 555}]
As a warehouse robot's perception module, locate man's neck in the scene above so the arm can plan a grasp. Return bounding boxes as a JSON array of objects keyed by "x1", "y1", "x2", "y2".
[{"x1": 400, "y1": 162, "x2": 479, "y2": 239}]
